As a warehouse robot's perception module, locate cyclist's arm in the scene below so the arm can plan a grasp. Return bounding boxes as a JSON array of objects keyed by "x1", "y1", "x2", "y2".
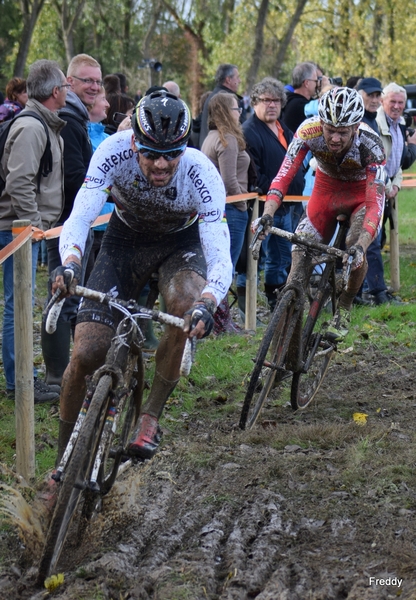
[{"x1": 355, "y1": 163, "x2": 386, "y2": 254}]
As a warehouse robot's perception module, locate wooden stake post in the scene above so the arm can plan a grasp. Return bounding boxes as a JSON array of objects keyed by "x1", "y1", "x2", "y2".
[
  {"x1": 389, "y1": 198, "x2": 400, "y2": 291},
  {"x1": 13, "y1": 219, "x2": 35, "y2": 481}
]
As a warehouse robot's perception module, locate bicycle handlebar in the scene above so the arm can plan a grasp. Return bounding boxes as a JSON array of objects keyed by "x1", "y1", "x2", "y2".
[
  {"x1": 45, "y1": 285, "x2": 194, "y2": 376},
  {"x1": 250, "y1": 226, "x2": 346, "y2": 261}
]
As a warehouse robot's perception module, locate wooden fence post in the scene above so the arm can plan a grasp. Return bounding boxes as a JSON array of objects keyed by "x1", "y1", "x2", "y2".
[
  {"x1": 13, "y1": 219, "x2": 35, "y2": 481},
  {"x1": 389, "y1": 197, "x2": 400, "y2": 291},
  {"x1": 245, "y1": 198, "x2": 259, "y2": 331}
]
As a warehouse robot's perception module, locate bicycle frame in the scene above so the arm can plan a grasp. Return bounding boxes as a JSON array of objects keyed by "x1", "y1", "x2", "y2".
[{"x1": 46, "y1": 286, "x2": 193, "y2": 486}]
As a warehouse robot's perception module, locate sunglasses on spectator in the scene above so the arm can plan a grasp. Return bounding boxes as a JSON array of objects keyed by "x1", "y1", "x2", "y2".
[
  {"x1": 231, "y1": 107, "x2": 242, "y2": 114},
  {"x1": 71, "y1": 75, "x2": 103, "y2": 86},
  {"x1": 134, "y1": 142, "x2": 186, "y2": 161}
]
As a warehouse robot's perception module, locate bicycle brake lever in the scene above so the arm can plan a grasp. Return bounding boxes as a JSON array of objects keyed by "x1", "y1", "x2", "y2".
[
  {"x1": 42, "y1": 288, "x2": 64, "y2": 317},
  {"x1": 344, "y1": 253, "x2": 354, "y2": 284},
  {"x1": 249, "y1": 223, "x2": 264, "y2": 250}
]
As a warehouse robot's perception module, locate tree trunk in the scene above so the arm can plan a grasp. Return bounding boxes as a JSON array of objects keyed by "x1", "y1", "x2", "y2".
[
  {"x1": 14, "y1": 0, "x2": 46, "y2": 76},
  {"x1": 161, "y1": 0, "x2": 208, "y2": 115},
  {"x1": 245, "y1": 0, "x2": 269, "y2": 93},
  {"x1": 53, "y1": 0, "x2": 87, "y2": 65},
  {"x1": 271, "y1": 0, "x2": 309, "y2": 79}
]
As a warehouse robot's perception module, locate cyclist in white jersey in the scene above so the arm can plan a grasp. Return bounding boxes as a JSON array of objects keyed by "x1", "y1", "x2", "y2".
[{"x1": 51, "y1": 91, "x2": 233, "y2": 460}]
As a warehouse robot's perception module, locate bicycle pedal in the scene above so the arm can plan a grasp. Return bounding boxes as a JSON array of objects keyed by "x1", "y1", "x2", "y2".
[{"x1": 323, "y1": 331, "x2": 339, "y2": 344}]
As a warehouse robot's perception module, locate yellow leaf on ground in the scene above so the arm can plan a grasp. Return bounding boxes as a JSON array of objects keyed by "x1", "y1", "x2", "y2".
[
  {"x1": 353, "y1": 412, "x2": 368, "y2": 426},
  {"x1": 44, "y1": 573, "x2": 65, "y2": 591}
]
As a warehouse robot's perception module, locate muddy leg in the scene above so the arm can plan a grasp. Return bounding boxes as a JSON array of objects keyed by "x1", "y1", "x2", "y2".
[
  {"x1": 142, "y1": 270, "x2": 205, "y2": 418},
  {"x1": 59, "y1": 322, "x2": 113, "y2": 423},
  {"x1": 339, "y1": 207, "x2": 369, "y2": 311}
]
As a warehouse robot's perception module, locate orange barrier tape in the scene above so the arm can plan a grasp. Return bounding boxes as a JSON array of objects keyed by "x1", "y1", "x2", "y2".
[
  {"x1": 401, "y1": 180, "x2": 416, "y2": 188},
  {"x1": 226, "y1": 193, "x2": 309, "y2": 203},
  {"x1": 0, "y1": 225, "x2": 32, "y2": 265},
  {"x1": 1, "y1": 193, "x2": 312, "y2": 256}
]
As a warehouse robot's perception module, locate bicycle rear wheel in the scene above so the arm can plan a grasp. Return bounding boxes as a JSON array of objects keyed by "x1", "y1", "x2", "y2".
[
  {"x1": 239, "y1": 289, "x2": 300, "y2": 430},
  {"x1": 290, "y1": 267, "x2": 336, "y2": 411},
  {"x1": 37, "y1": 375, "x2": 112, "y2": 585}
]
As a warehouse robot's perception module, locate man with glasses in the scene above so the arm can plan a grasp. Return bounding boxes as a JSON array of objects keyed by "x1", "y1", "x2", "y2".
[
  {"x1": 242, "y1": 77, "x2": 304, "y2": 311},
  {"x1": 198, "y1": 63, "x2": 244, "y2": 148},
  {"x1": 41, "y1": 53, "x2": 102, "y2": 391},
  {"x1": 50, "y1": 91, "x2": 232, "y2": 461},
  {"x1": 0, "y1": 59, "x2": 68, "y2": 403},
  {"x1": 282, "y1": 62, "x2": 321, "y2": 134}
]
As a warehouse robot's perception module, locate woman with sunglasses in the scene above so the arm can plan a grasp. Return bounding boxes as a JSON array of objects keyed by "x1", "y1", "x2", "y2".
[{"x1": 201, "y1": 92, "x2": 251, "y2": 333}]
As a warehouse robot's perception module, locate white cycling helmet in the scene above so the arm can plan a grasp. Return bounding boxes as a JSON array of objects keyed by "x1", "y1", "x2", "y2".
[{"x1": 318, "y1": 87, "x2": 364, "y2": 127}]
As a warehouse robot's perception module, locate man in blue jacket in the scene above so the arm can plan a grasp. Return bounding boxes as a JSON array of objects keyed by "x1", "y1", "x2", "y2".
[{"x1": 242, "y1": 77, "x2": 304, "y2": 311}]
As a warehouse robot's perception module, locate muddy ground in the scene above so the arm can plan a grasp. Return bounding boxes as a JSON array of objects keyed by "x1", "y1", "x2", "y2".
[{"x1": 1, "y1": 341, "x2": 416, "y2": 599}]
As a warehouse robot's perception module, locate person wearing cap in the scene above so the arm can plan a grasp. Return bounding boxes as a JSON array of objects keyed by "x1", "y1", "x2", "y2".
[
  {"x1": 357, "y1": 77, "x2": 383, "y2": 134},
  {"x1": 356, "y1": 77, "x2": 402, "y2": 305},
  {"x1": 50, "y1": 90, "x2": 233, "y2": 462}
]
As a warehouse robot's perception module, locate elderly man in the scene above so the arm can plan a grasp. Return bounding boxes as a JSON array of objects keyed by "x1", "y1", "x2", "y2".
[
  {"x1": 354, "y1": 77, "x2": 399, "y2": 305},
  {"x1": 282, "y1": 62, "x2": 321, "y2": 133},
  {"x1": 198, "y1": 63, "x2": 243, "y2": 147},
  {"x1": 41, "y1": 53, "x2": 102, "y2": 387},
  {"x1": 242, "y1": 77, "x2": 304, "y2": 311},
  {"x1": 375, "y1": 82, "x2": 416, "y2": 300},
  {"x1": 0, "y1": 59, "x2": 67, "y2": 402}
]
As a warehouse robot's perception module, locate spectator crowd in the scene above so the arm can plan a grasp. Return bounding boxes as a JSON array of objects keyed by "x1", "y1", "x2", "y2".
[{"x1": 1, "y1": 56, "x2": 416, "y2": 404}]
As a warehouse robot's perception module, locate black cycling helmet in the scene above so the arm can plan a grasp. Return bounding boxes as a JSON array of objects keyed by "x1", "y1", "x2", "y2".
[
  {"x1": 318, "y1": 87, "x2": 364, "y2": 127},
  {"x1": 132, "y1": 90, "x2": 192, "y2": 150}
]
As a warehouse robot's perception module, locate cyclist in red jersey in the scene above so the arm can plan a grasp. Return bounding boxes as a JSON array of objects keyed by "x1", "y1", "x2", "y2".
[{"x1": 254, "y1": 87, "x2": 386, "y2": 340}]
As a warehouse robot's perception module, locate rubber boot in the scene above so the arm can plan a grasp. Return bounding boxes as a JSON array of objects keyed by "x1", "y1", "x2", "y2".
[
  {"x1": 237, "y1": 286, "x2": 246, "y2": 322},
  {"x1": 56, "y1": 419, "x2": 75, "y2": 465},
  {"x1": 41, "y1": 319, "x2": 71, "y2": 386},
  {"x1": 138, "y1": 293, "x2": 159, "y2": 351},
  {"x1": 264, "y1": 283, "x2": 280, "y2": 313}
]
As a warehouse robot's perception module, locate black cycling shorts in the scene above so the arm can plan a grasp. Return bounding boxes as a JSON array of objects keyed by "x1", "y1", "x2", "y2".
[{"x1": 77, "y1": 212, "x2": 207, "y2": 330}]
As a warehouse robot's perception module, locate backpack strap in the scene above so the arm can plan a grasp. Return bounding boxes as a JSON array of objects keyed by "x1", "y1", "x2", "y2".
[{"x1": 12, "y1": 111, "x2": 52, "y2": 193}]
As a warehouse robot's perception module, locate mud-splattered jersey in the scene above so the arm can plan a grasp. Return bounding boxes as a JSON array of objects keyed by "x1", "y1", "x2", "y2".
[
  {"x1": 59, "y1": 130, "x2": 232, "y2": 304},
  {"x1": 268, "y1": 117, "x2": 386, "y2": 237}
]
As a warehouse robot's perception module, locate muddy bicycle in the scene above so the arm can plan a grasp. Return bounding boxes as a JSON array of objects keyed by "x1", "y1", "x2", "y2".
[
  {"x1": 37, "y1": 284, "x2": 195, "y2": 585},
  {"x1": 239, "y1": 215, "x2": 355, "y2": 430}
]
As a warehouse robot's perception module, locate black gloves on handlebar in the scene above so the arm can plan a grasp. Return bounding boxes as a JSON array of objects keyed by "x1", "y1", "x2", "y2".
[
  {"x1": 259, "y1": 214, "x2": 273, "y2": 230},
  {"x1": 50, "y1": 261, "x2": 82, "y2": 294},
  {"x1": 185, "y1": 299, "x2": 215, "y2": 338}
]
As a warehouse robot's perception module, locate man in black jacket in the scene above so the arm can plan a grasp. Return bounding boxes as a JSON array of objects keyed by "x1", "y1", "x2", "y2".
[
  {"x1": 282, "y1": 62, "x2": 320, "y2": 133},
  {"x1": 242, "y1": 77, "x2": 304, "y2": 311},
  {"x1": 198, "y1": 63, "x2": 244, "y2": 148},
  {"x1": 42, "y1": 53, "x2": 101, "y2": 389}
]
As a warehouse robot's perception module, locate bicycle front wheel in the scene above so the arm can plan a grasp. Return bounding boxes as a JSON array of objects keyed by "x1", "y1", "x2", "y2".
[
  {"x1": 37, "y1": 374, "x2": 112, "y2": 584},
  {"x1": 98, "y1": 353, "x2": 144, "y2": 496},
  {"x1": 290, "y1": 336, "x2": 334, "y2": 410},
  {"x1": 239, "y1": 289, "x2": 299, "y2": 430},
  {"x1": 290, "y1": 269, "x2": 335, "y2": 411}
]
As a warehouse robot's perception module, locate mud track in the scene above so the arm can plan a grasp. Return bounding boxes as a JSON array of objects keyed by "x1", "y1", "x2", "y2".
[{"x1": 2, "y1": 345, "x2": 416, "y2": 599}]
